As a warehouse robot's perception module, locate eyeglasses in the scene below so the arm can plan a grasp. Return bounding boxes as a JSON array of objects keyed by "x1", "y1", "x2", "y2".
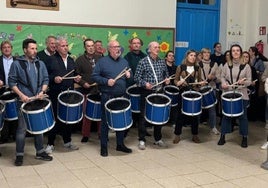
[{"x1": 110, "y1": 46, "x2": 121, "y2": 48}]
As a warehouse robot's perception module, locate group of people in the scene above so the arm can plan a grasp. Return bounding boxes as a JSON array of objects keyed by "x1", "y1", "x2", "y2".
[{"x1": 0, "y1": 37, "x2": 268, "y2": 166}]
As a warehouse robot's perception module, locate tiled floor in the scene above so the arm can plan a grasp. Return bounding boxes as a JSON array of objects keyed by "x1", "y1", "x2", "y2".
[{"x1": 1, "y1": 121, "x2": 268, "y2": 188}]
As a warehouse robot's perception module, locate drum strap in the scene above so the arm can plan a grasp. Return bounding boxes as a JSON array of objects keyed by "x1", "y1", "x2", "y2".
[
  {"x1": 19, "y1": 60, "x2": 40, "y2": 95},
  {"x1": 199, "y1": 61, "x2": 214, "y2": 81},
  {"x1": 147, "y1": 57, "x2": 159, "y2": 86},
  {"x1": 228, "y1": 64, "x2": 246, "y2": 84}
]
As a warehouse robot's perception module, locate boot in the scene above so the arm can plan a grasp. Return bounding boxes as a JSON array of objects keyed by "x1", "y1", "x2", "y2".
[
  {"x1": 192, "y1": 135, "x2": 201, "y2": 143},
  {"x1": 173, "y1": 135, "x2": 180, "y2": 144},
  {"x1": 241, "y1": 136, "x2": 248, "y2": 148},
  {"x1": 217, "y1": 134, "x2": 225, "y2": 145}
]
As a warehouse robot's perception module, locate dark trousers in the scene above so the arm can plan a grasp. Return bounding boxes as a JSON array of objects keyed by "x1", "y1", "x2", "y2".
[
  {"x1": 138, "y1": 88, "x2": 162, "y2": 142},
  {"x1": 0, "y1": 120, "x2": 18, "y2": 142}
]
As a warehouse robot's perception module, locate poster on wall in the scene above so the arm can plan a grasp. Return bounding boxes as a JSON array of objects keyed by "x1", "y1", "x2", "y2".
[{"x1": 6, "y1": 0, "x2": 59, "y2": 11}]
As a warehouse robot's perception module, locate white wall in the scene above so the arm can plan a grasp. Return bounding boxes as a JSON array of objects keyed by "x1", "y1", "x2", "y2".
[{"x1": 0, "y1": 0, "x2": 176, "y2": 28}]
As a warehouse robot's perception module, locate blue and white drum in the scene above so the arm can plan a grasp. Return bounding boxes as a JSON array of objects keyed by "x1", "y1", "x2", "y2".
[
  {"x1": 126, "y1": 85, "x2": 140, "y2": 113},
  {"x1": 0, "y1": 101, "x2": 5, "y2": 131},
  {"x1": 57, "y1": 90, "x2": 84, "y2": 124},
  {"x1": 0, "y1": 91, "x2": 18, "y2": 121},
  {"x1": 199, "y1": 86, "x2": 217, "y2": 109},
  {"x1": 145, "y1": 93, "x2": 171, "y2": 125},
  {"x1": 181, "y1": 91, "x2": 202, "y2": 116},
  {"x1": 21, "y1": 98, "x2": 55, "y2": 134},
  {"x1": 221, "y1": 91, "x2": 243, "y2": 117},
  {"x1": 85, "y1": 93, "x2": 101, "y2": 121},
  {"x1": 105, "y1": 97, "x2": 132, "y2": 131},
  {"x1": 163, "y1": 85, "x2": 180, "y2": 107}
]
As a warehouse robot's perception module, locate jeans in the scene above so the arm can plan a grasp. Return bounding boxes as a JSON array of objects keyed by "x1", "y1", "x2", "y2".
[
  {"x1": 265, "y1": 94, "x2": 268, "y2": 123},
  {"x1": 221, "y1": 100, "x2": 249, "y2": 136},
  {"x1": 16, "y1": 104, "x2": 44, "y2": 156}
]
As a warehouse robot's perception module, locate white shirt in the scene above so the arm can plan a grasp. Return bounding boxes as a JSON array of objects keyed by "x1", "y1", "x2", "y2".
[{"x1": 3, "y1": 56, "x2": 13, "y2": 84}]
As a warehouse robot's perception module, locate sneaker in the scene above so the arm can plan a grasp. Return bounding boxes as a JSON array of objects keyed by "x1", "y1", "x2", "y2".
[
  {"x1": 14, "y1": 156, "x2": 23, "y2": 166},
  {"x1": 265, "y1": 124, "x2": 268, "y2": 130},
  {"x1": 45, "y1": 145, "x2": 54, "y2": 154},
  {"x1": 138, "y1": 140, "x2": 146, "y2": 150},
  {"x1": 64, "y1": 142, "x2": 79, "y2": 150},
  {"x1": 261, "y1": 141, "x2": 268, "y2": 150},
  {"x1": 35, "y1": 152, "x2": 53, "y2": 161},
  {"x1": 154, "y1": 140, "x2": 167, "y2": 147},
  {"x1": 81, "y1": 137, "x2": 89, "y2": 143},
  {"x1": 211, "y1": 127, "x2": 220, "y2": 135}
]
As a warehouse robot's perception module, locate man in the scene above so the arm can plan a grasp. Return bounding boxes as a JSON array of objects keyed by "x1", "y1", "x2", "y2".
[
  {"x1": 37, "y1": 35, "x2": 56, "y2": 64},
  {"x1": 94, "y1": 40, "x2": 104, "y2": 57},
  {"x1": 210, "y1": 42, "x2": 225, "y2": 66},
  {"x1": 45, "y1": 37, "x2": 81, "y2": 154},
  {"x1": 8, "y1": 38, "x2": 52, "y2": 166},
  {"x1": 124, "y1": 37, "x2": 147, "y2": 132},
  {"x1": 76, "y1": 38, "x2": 102, "y2": 142},
  {"x1": 0, "y1": 40, "x2": 18, "y2": 144},
  {"x1": 92, "y1": 40, "x2": 132, "y2": 157},
  {"x1": 134, "y1": 41, "x2": 170, "y2": 150}
]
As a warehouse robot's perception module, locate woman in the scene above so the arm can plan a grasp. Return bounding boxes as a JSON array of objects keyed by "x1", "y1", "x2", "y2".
[
  {"x1": 173, "y1": 50, "x2": 206, "y2": 144},
  {"x1": 218, "y1": 44, "x2": 252, "y2": 148}
]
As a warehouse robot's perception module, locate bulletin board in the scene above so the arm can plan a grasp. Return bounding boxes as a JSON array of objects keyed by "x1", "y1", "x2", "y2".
[{"x1": 0, "y1": 22, "x2": 174, "y2": 59}]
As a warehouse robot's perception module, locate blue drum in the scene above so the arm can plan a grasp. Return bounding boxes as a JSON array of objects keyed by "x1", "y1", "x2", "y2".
[
  {"x1": 0, "y1": 101, "x2": 5, "y2": 131},
  {"x1": 105, "y1": 97, "x2": 132, "y2": 131},
  {"x1": 221, "y1": 91, "x2": 243, "y2": 117},
  {"x1": 0, "y1": 91, "x2": 18, "y2": 121},
  {"x1": 126, "y1": 85, "x2": 140, "y2": 113},
  {"x1": 145, "y1": 93, "x2": 171, "y2": 125},
  {"x1": 85, "y1": 93, "x2": 101, "y2": 121},
  {"x1": 21, "y1": 98, "x2": 55, "y2": 134},
  {"x1": 164, "y1": 85, "x2": 180, "y2": 107},
  {"x1": 199, "y1": 86, "x2": 217, "y2": 109},
  {"x1": 181, "y1": 91, "x2": 202, "y2": 116},
  {"x1": 57, "y1": 90, "x2": 84, "y2": 124}
]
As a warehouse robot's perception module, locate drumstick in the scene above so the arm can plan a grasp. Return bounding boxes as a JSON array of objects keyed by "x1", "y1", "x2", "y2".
[
  {"x1": 252, "y1": 79, "x2": 258, "y2": 83},
  {"x1": 114, "y1": 67, "x2": 128, "y2": 81},
  {"x1": 28, "y1": 94, "x2": 49, "y2": 101},
  {"x1": 114, "y1": 68, "x2": 131, "y2": 81},
  {"x1": 62, "y1": 76, "x2": 77, "y2": 80},
  {"x1": 152, "y1": 74, "x2": 176, "y2": 88},
  {"x1": 88, "y1": 82, "x2": 97, "y2": 87},
  {"x1": 62, "y1": 69, "x2": 75, "y2": 78},
  {"x1": 231, "y1": 77, "x2": 247, "y2": 86}
]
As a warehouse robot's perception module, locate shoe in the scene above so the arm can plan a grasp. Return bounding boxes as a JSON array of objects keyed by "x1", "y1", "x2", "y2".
[
  {"x1": 154, "y1": 140, "x2": 167, "y2": 147},
  {"x1": 14, "y1": 156, "x2": 23, "y2": 166},
  {"x1": 173, "y1": 135, "x2": 180, "y2": 144},
  {"x1": 211, "y1": 127, "x2": 220, "y2": 135},
  {"x1": 261, "y1": 141, "x2": 268, "y2": 150},
  {"x1": 64, "y1": 142, "x2": 79, "y2": 150},
  {"x1": 100, "y1": 147, "x2": 108, "y2": 157},
  {"x1": 138, "y1": 140, "x2": 146, "y2": 150},
  {"x1": 192, "y1": 135, "x2": 201, "y2": 143},
  {"x1": 35, "y1": 152, "x2": 53, "y2": 161},
  {"x1": 265, "y1": 124, "x2": 268, "y2": 130},
  {"x1": 45, "y1": 145, "x2": 54, "y2": 154},
  {"x1": 81, "y1": 137, "x2": 89, "y2": 143},
  {"x1": 241, "y1": 136, "x2": 248, "y2": 148},
  {"x1": 116, "y1": 145, "x2": 132, "y2": 153},
  {"x1": 218, "y1": 134, "x2": 225, "y2": 145}
]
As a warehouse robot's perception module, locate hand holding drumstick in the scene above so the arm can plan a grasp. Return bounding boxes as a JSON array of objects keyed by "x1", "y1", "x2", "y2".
[{"x1": 108, "y1": 68, "x2": 131, "y2": 87}]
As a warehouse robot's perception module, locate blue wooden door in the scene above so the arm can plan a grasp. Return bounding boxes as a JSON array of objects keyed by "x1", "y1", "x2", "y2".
[{"x1": 176, "y1": 0, "x2": 221, "y2": 65}]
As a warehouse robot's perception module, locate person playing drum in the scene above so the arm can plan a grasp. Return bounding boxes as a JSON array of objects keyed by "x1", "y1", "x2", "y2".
[
  {"x1": 91, "y1": 40, "x2": 132, "y2": 157},
  {"x1": 218, "y1": 44, "x2": 252, "y2": 148},
  {"x1": 173, "y1": 49, "x2": 206, "y2": 144},
  {"x1": 134, "y1": 41, "x2": 170, "y2": 150},
  {"x1": 8, "y1": 38, "x2": 53, "y2": 166},
  {"x1": 198, "y1": 48, "x2": 220, "y2": 135}
]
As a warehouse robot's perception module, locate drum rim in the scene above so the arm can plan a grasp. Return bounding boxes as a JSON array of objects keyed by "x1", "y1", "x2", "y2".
[
  {"x1": 0, "y1": 101, "x2": 5, "y2": 113},
  {"x1": 58, "y1": 90, "x2": 85, "y2": 106},
  {"x1": 126, "y1": 85, "x2": 140, "y2": 97},
  {"x1": 222, "y1": 110, "x2": 244, "y2": 117},
  {"x1": 182, "y1": 91, "x2": 202, "y2": 101},
  {"x1": 105, "y1": 97, "x2": 131, "y2": 113},
  {"x1": 146, "y1": 93, "x2": 171, "y2": 107},
  {"x1": 108, "y1": 121, "x2": 133, "y2": 131},
  {"x1": 163, "y1": 85, "x2": 180, "y2": 95},
  {"x1": 0, "y1": 91, "x2": 17, "y2": 103},
  {"x1": 202, "y1": 99, "x2": 217, "y2": 109},
  {"x1": 199, "y1": 85, "x2": 213, "y2": 95},
  {"x1": 86, "y1": 93, "x2": 101, "y2": 104},
  {"x1": 21, "y1": 98, "x2": 52, "y2": 114},
  {"x1": 26, "y1": 121, "x2": 55, "y2": 135},
  {"x1": 221, "y1": 91, "x2": 243, "y2": 101}
]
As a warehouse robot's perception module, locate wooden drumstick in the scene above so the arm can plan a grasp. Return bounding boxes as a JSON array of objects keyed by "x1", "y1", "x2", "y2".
[
  {"x1": 88, "y1": 82, "x2": 97, "y2": 87},
  {"x1": 152, "y1": 74, "x2": 176, "y2": 88},
  {"x1": 28, "y1": 94, "x2": 49, "y2": 101},
  {"x1": 62, "y1": 76, "x2": 77, "y2": 80},
  {"x1": 114, "y1": 68, "x2": 131, "y2": 81},
  {"x1": 62, "y1": 69, "x2": 75, "y2": 78},
  {"x1": 114, "y1": 67, "x2": 128, "y2": 81}
]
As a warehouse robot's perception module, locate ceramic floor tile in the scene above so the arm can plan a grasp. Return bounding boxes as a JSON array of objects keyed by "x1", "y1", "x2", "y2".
[
  {"x1": 184, "y1": 172, "x2": 223, "y2": 186},
  {"x1": 201, "y1": 181, "x2": 240, "y2": 188},
  {"x1": 63, "y1": 159, "x2": 96, "y2": 170},
  {"x1": 2, "y1": 166, "x2": 37, "y2": 177},
  {"x1": 82, "y1": 176, "x2": 121, "y2": 188},
  {"x1": 112, "y1": 171, "x2": 152, "y2": 185},
  {"x1": 125, "y1": 180, "x2": 163, "y2": 188},
  {"x1": 72, "y1": 167, "x2": 109, "y2": 180},
  {"x1": 167, "y1": 163, "x2": 204, "y2": 175},
  {"x1": 156, "y1": 176, "x2": 197, "y2": 188},
  {"x1": 47, "y1": 180, "x2": 87, "y2": 188},
  {"x1": 230, "y1": 176, "x2": 268, "y2": 188},
  {"x1": 40, "y1": 171, "x2": 79, "y2": 184},
  {"x1": 33, "y1": 161, "x2": 68, "y2": 175},
  {"x1": 142, "y1": 167, "x2": 177, "y2": 180},
  {"x1": 6, "y1": 175, "x2": 45, "y2": 188},
  {"x1": 0, "y1": 178, "x2": 9, "y2": 188}
]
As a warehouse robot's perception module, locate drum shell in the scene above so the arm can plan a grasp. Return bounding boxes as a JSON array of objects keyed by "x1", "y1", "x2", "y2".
[
  {"x1": 126, "y1": 85, "x2": 140, "y2": 113},
  {"x1": 21, "y1": 98, "x2": 55, "y2": 134},
  {"x1": 57, "y1": 90, "x2": 84, "y2": 124},
  {"x1": 0, "y1": 92, "x2": 18, "y2": 120},
  {"x1": 163, "y1": 85, "x2": 180, "y2": 107},
  {"x1": 85, "y1": 93, "x2": 101, "y2": 121},
  {"x1": 105, "y1": 97, "x2": 132, "y2": 131},
  {"x1": 221, "y1": 91, "x2": 243, "y2": 117},
  {"x1": 199, "y1": 86, "x2": 217, "y2": 109},
  {"x1": 145, "y1": 93, "x2": 171, "y2": 125},
  {"x1": 0, "y1": 101, "x2": 5, "y2": 131},
  {"x1": 182, "y1": 91, "x2": 202, "y2": 116}
]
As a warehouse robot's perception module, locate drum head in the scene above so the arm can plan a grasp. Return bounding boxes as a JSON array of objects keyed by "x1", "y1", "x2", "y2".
[
  {"x1": 148, "y1": 95, "x2": 169, "y2": 105},
  {"x1": 164, "y1": 86, "x2": 179, "y2": 94},
  {"x1": 0, "y1": 92, "x2": 17, "y2": 101},
  {"x1": 183, "y1": 92, "x2": 201, "y2": 99},
  {"x1": 59, "y1": 92, "x2": 84, "y2": 104},
  {"x1": 223, "y1": 92, "x2": 242, "y2": 99},
  {"x1": 88, "y1": 94, "x2": 101, "y2": 101},
  {"x1": 127, "y1": 87, "x2": 140, "y2": 95},
  {"x1": 23, "y1": 100, "x2": 49, "y2": 111},
  {"x1": 107, "y1": 99, "x2": 129, "y2": 111},
  {"x1": 200, "y1": 86, "x2": 211, "y2": 94}
]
